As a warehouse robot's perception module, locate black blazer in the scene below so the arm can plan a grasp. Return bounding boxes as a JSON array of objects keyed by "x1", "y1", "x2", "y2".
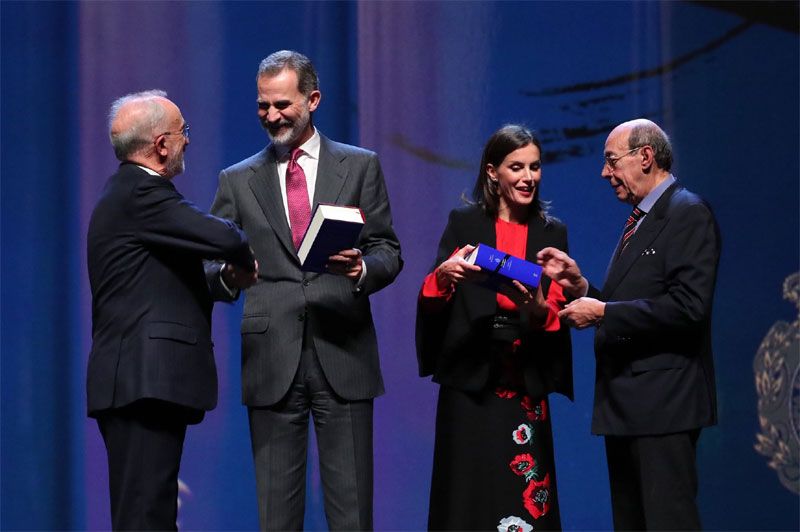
[
  {"x1": 86, "y1": 163, "x2": 254, "y2": 417},
  {"x1": 416, "y1": 204, "x2": 573, "y2": 400},
  {"x1": 206, "y1": 135, "x2": 402, "y2": 406},
  {"x1": 590, "y1": 181, "x2": 721, "y2": 436}
]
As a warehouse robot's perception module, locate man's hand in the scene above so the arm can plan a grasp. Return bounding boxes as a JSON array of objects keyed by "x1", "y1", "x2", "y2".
[
  {"x1": 327, "y1": 248, "x2": 363, "y2": 280},
  {"x1": 558, "y1": 297, "x2": 605, "y2": 329},
  {"x1": 222, "y1": 260, "x2": 259, "y2": 289},
  {"x1": 435, "y1": 245, "x2": 484, "y2": 288},
  {"x1": 536, "y1": 247, "x2": 589, "y2": 298}
]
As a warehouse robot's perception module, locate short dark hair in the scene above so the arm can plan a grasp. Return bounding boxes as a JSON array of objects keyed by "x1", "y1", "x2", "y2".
[
  {"x1": 257, "y1": 50, "x2": 319, "y2": 96},
  {"x1": 628, "y1": 121, "x2": 673, "y2": 171},
  {"x1": 471, "y1": 124, "x2": 548, "y2": 219}
]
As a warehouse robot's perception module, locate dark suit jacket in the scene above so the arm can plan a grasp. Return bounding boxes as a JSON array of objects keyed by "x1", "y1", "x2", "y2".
[
  {"x1": 416, "y1": 205, "x2": 573, "y2": 400},
  {"x1": 86, "y1": 163, "x2": 254, "y2": 417},
  {"x1": 207, "y1": 134, "x2": 402, "y2": 406},
  {"x1": 590, "y1": 181, "x2": 720, "y2": 436}
]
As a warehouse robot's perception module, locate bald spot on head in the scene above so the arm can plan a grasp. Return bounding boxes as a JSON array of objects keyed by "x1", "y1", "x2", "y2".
[
  {"x1": 108, "y1": 91, "x2": 168, "y2": 161},
  {"x1": 617, "y1": 118, "x2": 673, "y2": 172},
  {"x1": 612, "y1": 118, "x2": 655, "y2": 138},
  {"x1": 111, "y1": 97, "x2": 159, "y2": 139},
  {"x1": 155, "y1": 97, "x2": 183, "y2": 134}
]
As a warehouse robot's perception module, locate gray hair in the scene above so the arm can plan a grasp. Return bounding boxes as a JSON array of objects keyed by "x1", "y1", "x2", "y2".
[
  {"x1": 257, "y1": 50, "x2": 319, "y2": 96},
  {"x1": 628, "y1": 120, "x2": 673, "y2": 171},
  {"x1": 108, "y1": 89, "x2": 168, "y2": 161}
]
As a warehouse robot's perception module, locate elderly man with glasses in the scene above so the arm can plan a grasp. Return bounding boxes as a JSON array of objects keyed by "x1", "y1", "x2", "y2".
[
  {"x1": 537, "y1": 118, "x2": 721, "y2": 530},
  {"x1": 86, "y1": 90, "x2": 256, "y2": 530}
]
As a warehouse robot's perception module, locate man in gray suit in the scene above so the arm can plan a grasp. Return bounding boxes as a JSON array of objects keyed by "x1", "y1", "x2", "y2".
[{"x1": 207, "y1": 50, "x2": 402, "y2": 530}]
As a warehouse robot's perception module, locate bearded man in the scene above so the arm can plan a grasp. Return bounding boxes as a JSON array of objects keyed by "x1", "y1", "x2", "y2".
[
  {"x1": 87, "y1": 90, "x2": 256, "y2": 530},
  {"x1": 206, "y1": 51, "x2": 402, "y2": 530}
]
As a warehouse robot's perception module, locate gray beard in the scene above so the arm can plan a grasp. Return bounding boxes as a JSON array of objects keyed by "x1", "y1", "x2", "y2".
[
  {"x1": 266, "y1": 109, "x2": 311, "y2": 147},
  {"x1": 164, "y1": 154, "x2": 185, "y2": 178}
]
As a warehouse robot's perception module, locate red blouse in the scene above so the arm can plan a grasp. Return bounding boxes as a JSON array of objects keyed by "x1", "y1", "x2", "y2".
[{"x1": 420, "y1": 217, "x2": 565, "y2": 331}]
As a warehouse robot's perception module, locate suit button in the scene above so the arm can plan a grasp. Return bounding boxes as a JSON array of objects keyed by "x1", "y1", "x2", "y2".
[
  {"x1": 303, "y1": 279, "x2": 310, "y2": 287},
  {"x1": 297, "y1": 314, "x2": 305, "y2": 322}
]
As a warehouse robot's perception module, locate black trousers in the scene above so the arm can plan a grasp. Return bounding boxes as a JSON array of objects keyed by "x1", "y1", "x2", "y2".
[
  {"x1": 96, "y1": 399, "x2": 203, "y2": 531},
  {"x1": 605, "y1": 430, "x2": 702, "y2": 531},
  {"x1": 248, "y1": 326, "x2": 374, "y2": 531}
]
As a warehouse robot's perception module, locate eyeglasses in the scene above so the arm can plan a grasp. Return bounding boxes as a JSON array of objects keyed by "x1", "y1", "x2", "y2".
[
  {"x1": 604, "y1": 146, "x2": 642, "y2": 169},
  {"x1": 160, "y1": 123, "x2": 190, "y2": 140}
]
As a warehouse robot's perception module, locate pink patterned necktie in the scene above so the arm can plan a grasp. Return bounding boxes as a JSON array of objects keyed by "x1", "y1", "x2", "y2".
[{"x1": 286, "y1": 147, "x2": 311, "y2": 250}]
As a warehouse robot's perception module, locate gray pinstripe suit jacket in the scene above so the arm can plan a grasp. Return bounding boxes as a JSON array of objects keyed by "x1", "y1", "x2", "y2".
[{"x1": 207, "y1": 134, "x2": 402, "y2": 406}]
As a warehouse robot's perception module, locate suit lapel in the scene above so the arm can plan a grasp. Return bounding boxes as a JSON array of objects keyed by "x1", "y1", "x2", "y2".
[
  {"x1": 524, "y1": 216, "x2": 546, "y2": 263},
  {"x1": 462, "y1": 209, "x2": 498, "y2": 316},
  {"x1": 602, "y1": 231, "x2": 625, "y2": 285},
  {"x1": 247, "y1": 147, "x2": 298, "y2": 261},
  {"x1": 471, "y1": 208, "x2": 497, "y2": 249},
  {"x1": 602, "y1": 183, "x2": 680, "y2": 297},
  {"x1": 312, "y1": 136, "x2": 348, "y2": 207},
  {"x1": 525, "y1": 216, "x2": 553, "y2": 296}
]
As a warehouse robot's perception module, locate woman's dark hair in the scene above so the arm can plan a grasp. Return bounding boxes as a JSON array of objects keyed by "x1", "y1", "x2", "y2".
[{"x1": 470, "y1": 124, "x2": 548, "y2": 220}]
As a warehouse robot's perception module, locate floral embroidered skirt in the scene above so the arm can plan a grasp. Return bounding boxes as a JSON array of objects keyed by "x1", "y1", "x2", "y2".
[{"x1": 428, "y1": 384, "x2": 561, "y2": 531}]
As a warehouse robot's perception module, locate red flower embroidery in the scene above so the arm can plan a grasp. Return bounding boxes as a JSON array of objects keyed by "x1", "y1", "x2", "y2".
[
  {"x1": 521, "y1": 396, "x2": 547, "y2": 422},
  {"x1": 495, "y1": 387, "x2": 518, "y2": 399},
  {"x1": 509, "y1": 453, "x2": 535, "y2": 476},
  {"x1": 522, "y1": 473, "x2": 551, "y2": 519}
]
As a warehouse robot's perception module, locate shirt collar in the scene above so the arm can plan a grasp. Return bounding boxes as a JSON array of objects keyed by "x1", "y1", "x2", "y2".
[
  {"x1": 273, "y1": 127, "x2": 320, "y2": 161},
  {"x1": 638, "y1": 174, "x2": 676, "y2": 213},
  {"x1": 134, "y1": 164, "x2": 161, "y2": 177}
]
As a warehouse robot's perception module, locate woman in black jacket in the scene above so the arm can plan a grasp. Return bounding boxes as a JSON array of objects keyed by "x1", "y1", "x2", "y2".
[{"x1": 416, "y1": 125, "x2": 573, "y2": 531}]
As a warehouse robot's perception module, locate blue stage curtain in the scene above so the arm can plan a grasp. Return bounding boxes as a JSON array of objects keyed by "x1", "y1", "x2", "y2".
[{"x1": 2, "y1": 1, "x2": 84, "y2": 529}]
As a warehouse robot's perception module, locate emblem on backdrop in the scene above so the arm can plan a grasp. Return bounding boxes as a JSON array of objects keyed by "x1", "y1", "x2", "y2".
[{"x1": 754, "y1": 272, "x2": 799, "y2": 495}]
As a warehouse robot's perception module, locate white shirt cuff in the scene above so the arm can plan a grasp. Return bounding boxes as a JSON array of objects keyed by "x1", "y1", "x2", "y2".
[{"x1": 219, "y1": 264, "x2": 237, "y2": 297}]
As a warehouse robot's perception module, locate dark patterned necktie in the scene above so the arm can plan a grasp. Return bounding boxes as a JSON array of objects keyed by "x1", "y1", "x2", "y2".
[
  {"x1": 286, "y1": 147, "x2": 311, "y2": 250},
  {"x1": 619, "y1": 206, "x2": 646, "y2": 254}
]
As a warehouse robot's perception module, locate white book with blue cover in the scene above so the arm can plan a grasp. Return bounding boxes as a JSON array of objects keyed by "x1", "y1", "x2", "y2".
[{"x1": 298, "y1": 203, "x2": 365, "y2": 272}]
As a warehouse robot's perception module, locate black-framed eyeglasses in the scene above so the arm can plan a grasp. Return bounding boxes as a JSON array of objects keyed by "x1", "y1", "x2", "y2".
[
  {"x1": 160, "y1": 123, "x2": 190, "y2": 140},
  {"x1": 604, "y1": 146, "x2": 642, "y2": 169}
]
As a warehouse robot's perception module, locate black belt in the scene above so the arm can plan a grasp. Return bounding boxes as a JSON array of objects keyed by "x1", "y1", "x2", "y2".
[{"x1": 491, "y1": 313, "x2": 522, "y2": 343}]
